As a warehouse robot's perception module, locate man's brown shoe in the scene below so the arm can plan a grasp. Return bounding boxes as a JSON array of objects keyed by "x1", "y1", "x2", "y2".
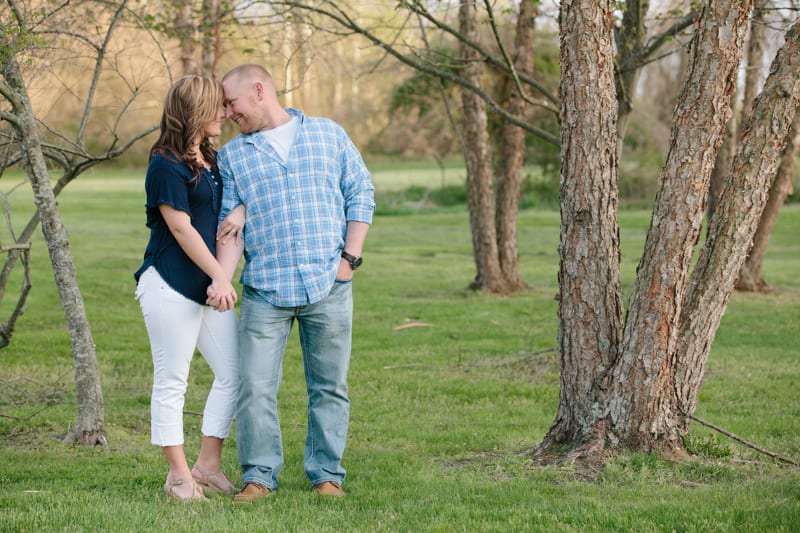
[
  {"x1": 313, "y1": 481, "x2": 345, "y2": 497},
  {"x1": 232, "y1": 482, "x2": 272, "y2": 503}
]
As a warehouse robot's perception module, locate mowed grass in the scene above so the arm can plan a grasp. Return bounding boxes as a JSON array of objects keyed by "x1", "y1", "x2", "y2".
[{"x1": 0, "y1": 170, "x2": 798, "y2": 532}]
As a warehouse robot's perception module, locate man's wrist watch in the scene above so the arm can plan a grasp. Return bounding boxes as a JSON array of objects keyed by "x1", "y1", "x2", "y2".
[{"x1": 341, "y1": 250, "x2": 363, "y2": 270}]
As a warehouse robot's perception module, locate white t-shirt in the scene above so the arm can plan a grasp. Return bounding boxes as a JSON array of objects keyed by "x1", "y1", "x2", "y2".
[{"x1": 260, "y1": 116, "x2": 299, "y2": 161}]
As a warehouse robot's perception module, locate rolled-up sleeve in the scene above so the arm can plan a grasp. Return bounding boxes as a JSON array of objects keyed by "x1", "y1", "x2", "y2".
[{"x1": 340, "y1": 134, "x2": 376, "y2": 224}]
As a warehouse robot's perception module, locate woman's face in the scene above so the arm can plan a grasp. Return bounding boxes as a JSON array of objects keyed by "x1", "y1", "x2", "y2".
[{"x1": 202, "y1": 106, "x2": 226, "y2": 139}]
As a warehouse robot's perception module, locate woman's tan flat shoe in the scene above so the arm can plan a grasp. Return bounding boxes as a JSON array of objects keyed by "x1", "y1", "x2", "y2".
[
  {"x1": 191, "y1": 465, "x2": 237, "y2": 496},
  {"x1": 164, "y1": 473, "x2": 208, "y2": 502}
]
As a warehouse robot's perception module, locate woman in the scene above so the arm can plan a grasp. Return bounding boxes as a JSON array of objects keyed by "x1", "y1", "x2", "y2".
[{"x1": 134, "y1": 75, "x2": 244, "y2": 501}]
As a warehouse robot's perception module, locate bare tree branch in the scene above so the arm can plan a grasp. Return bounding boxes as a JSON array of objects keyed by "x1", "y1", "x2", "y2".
[
  {"x1": 401, "y1": 0, "x2": 559, "y2": 107},
  {"x1": 641, "y1": 10, "x2": 698, "y2": 63},
  {"x1": 267, "y1": 0, "x2": 560, "y2": 145},
  {"x1": 481, "y1": 0, "x2": 549, "y2": 112}
]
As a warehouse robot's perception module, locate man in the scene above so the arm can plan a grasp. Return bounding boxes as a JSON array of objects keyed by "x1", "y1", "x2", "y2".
[{"x1": 213, "y1": 64, "x2": 375, "y2": 501}]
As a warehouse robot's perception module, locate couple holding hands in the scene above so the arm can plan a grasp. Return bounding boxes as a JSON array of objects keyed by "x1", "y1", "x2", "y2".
[{"x1": 134, "y1": 64, "x2": 375, "y2": 502}]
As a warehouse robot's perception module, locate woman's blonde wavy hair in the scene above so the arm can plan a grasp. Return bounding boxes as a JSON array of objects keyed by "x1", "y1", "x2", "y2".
[{"x1": 149, "y1": 75, "x2": 223, "y2": 181}]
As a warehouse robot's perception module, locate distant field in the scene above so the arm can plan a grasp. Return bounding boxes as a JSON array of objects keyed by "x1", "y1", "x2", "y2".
[{"x1": 1, "y1": 160, "x2": 470, "y2": 194}]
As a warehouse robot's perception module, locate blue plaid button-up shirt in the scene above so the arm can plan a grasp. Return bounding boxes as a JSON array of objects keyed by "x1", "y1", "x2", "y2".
[{"x1": 218, "y1": 108, "x2": 375, "y2": 307}]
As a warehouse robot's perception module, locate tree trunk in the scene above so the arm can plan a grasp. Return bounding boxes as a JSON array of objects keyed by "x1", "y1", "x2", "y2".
[
  {"x1": 612, "y1": 1, "x2": 753, "y2": 454},
  {"x1": 540, "y1": 1, "x2": 755, "y2": 461},
  {"x1": 677, "y1": 18, "x2": 800, "y2": 421},
  {"x1": 1, "y1": 45, "x2": 107, "y2": 445},
  {"x1": 176, "y1": 0, "x2": 199, "y2": 75},
  {"x1": 201, "y1": 0, "x2": 222, "y2": 78},
  {"x1": 283, "y1": 20, "x2": 295, "y2": 108},
  {"x1": 459, "y1": 0, "x2": 508, "y2": 293},
  {"x1": 740, "y1": 0, "x2": 768, "y2": 130},
  {"x1": 736, "y1": 111, "x2": 799, "y2": 291},
  {"x1": 710, "y1": 0, "x2": 768, "y2": 224},
  {"x1": 494, "y1": 0, "x2": 537, "y2": 292},
  {"x1": 539, "y1": 0, "x2": 623, "y2": 458},
  {"x1": 707, "y1": 113, "x2": 736, "y2": 229},
  {"x1": 615, "y1": 0, "x2": 650, "y2": 153}
]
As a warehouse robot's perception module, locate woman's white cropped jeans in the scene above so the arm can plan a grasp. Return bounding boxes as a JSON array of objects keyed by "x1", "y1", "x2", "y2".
[{"x1": 135, "y1": 266, "x2": 239, "y2": 447}]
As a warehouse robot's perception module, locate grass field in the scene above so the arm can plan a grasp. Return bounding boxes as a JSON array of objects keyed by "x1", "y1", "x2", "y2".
[{"x1": 0, "y1": 171, "x2": 798, "y2": 532}]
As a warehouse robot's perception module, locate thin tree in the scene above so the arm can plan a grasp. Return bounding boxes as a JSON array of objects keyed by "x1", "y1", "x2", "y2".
[
  {"x1": 614, "y1": 1, "x2": 697, "y2": 149},
  {"x1": 173, "y1": 0, "x2": 199, "y2": 75},
  {"x1": 1, "y1": 9, "x2": 105, "y2": 445},
  {"x1": 459, "y1": 0, "x2": 506, "y2": 293},
  {"x1": 0, "y1": 0, "x2": 164, "y2": 444},
  {"x1": 494, "y1": 0, "x2": 537, "y2": 292},
  {"x1": 201, "y1": 0, "x2": 223, "y2": 77}
]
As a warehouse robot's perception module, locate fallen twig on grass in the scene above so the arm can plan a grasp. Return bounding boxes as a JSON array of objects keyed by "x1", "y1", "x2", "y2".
[
  {"x1": 690, "y1": 413, "x2": 799, "y2": 466},
  {"x1": 393, "y1": 320, "x2": 433, "y2": 331}
]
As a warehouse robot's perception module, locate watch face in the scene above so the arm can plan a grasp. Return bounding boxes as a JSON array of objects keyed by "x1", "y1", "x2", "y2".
[{"x1": 351, "y1": 256, "x2": 363, "y2": 269}]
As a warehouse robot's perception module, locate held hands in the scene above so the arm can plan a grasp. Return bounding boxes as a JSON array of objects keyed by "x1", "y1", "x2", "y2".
[
  {"x1": 206, "y1": 278, "x2": 237, "y2": 312},
  {"x1": 208, "y1": 258, "x2": 351, "y2": 309}
]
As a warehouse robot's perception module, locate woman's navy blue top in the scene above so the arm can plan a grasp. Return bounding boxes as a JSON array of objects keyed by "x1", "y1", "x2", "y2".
[{"x1": 134, "y1": 152, "x2": 222, "y2": 305}]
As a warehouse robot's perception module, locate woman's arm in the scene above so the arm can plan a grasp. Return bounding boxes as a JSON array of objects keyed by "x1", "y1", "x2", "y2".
[
  {"x1": 207, "y1": 234, "x2": 244, "y2": 311},
  {"x1": 159, "y1": 204, "x2": 237, "y2": 310}
]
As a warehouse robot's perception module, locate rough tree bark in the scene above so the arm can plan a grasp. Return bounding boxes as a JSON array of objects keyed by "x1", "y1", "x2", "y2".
[
  {"x1": 542, "y1": 0, "x2": 623, "y2": 459},
  {"x1": 677, "y1": 17, "x2": 800, "y2": 424},
  {"x1": 736, "y1": 113, "x2": 799, "y2": 291},
  {"x1": 540, "y1": 1, "x2": 764, "y2": 461},
  {"x1": 611, "y1": 0, "x2": 755, "y2": 454},
  {"x1": 709, "y1": 0, "x2": 767, "y2": 224}
]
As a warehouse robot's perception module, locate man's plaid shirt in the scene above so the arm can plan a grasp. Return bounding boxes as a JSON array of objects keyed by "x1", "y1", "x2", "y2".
[{"x1": 218, "y1": 108, "x2": 375, "y2": 307}]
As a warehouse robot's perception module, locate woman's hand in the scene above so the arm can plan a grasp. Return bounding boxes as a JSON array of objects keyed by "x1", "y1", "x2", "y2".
[
  {"x1": 206, "y1": 278, "x2": 237, "y2": 312},
  {"x1": 217, "y1": 204, "x2": 245, "y2": 245}
]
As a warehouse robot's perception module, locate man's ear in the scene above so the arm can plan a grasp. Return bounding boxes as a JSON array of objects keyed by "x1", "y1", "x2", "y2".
[{"x1": 254, "y1": 82, "x2": 263, "y2": 99}]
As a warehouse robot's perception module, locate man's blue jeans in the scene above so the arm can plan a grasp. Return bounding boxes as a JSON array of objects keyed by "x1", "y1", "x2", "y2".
[{"x1": 236, "y1": 281, "x2": 353, "y2": 491}]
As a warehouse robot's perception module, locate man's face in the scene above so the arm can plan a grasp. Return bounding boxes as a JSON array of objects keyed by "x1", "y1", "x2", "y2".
[{"x1": 222, "y1": 76, "x2": 257, "y2": 134}]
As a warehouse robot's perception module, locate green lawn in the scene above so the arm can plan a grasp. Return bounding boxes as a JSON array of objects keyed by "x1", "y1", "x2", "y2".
[{"x1": 0, "y1": 174, "x2": 798, "y2": 532}]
